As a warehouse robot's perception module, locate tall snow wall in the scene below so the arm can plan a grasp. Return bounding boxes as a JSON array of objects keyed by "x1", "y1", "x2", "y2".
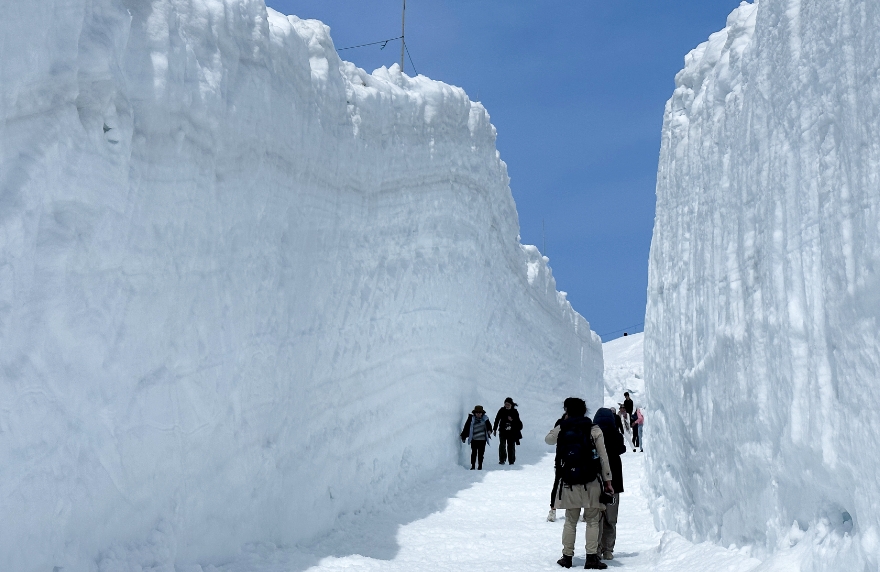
[
  {"x1": 0, "y1": 1, "x2": 603, "y2": 569},
  {"x1": 646, "y1": 1, "x2": 880, "y2": 568}
]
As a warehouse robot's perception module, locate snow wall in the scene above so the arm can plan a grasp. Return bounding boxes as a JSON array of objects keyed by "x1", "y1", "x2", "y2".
[
  {"x1": 646, "y1": 1, "x2": 880, "y2": 568},
  {"x1": 0, "y1": 1, "x2": 603, "y2": 569}
]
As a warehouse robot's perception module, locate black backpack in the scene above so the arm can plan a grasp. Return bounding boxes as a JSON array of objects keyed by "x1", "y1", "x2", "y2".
[{"x1": 556, "y1": 417, "x2": 601, "y2": 486}]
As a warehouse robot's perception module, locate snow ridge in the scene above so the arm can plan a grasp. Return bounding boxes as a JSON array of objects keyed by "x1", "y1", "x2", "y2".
[
  {"x1": 646, "y1": 0, "x2": 880, "y2": 568},
  {"x1": 0, "y1": 1, "x2": 602, "y2": 569}
]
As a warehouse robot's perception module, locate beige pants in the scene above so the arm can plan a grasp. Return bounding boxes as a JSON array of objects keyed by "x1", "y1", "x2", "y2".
[
  {"x1": 598, "y1": 493, "x2": 619, "y2": 554},
  {"x1": 562, "y1": 507, "x2": 602, "y2": 557}
]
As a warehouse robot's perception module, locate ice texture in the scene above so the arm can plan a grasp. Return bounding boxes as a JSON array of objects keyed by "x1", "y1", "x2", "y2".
[
  {"x1": 0, "y1": 1, "x2": 602, "y2": 569},
  {"x1": 646, "y1": 0, "x2": 880, "y2": 568}
]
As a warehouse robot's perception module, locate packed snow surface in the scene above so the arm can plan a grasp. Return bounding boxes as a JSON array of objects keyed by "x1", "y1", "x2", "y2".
[
  {"x1": 215, "y1": 454, "x2": 761, "y2": 572},
  {"x1": 0, "y1": 0, "x2": 602, "y2": 569},
  {"x1": 646, "y1": 0, "x2": 880, "y2": 568}
]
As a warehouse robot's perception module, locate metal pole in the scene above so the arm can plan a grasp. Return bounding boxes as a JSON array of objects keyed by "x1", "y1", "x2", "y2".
[
  {"x1": 543, "y1": 218, "x2": 546, "y2": 255},
  {"x1": 400, "y1": 0, "x2": 406, "y2": 73}
]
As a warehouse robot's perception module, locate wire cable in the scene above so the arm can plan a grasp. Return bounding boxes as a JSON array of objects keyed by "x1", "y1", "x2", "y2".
[
  {"x1": 337, "y1": 36, "x2": 402, "y2": 51},
  {"x1": 598, "y1": 322, "x2": 645, "y2": 338},
  {"x1": 404, "y1": 40, "x2": 419, "y2": 75}
]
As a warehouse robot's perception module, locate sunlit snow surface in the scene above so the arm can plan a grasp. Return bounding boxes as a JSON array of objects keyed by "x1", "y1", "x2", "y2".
[
  {"x1": 218, "y1": 454, "x2": 759, "y2": 572},
  {"x1": 0, "y1": 1, "x2": 601, "y2": 569},
  {"x1": 646, "y1": 1, "x2": 880, "y2": 568}
]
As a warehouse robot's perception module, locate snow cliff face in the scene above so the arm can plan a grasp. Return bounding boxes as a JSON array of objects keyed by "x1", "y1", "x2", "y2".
[
  {"x1": 646, "y1": 1, "x2": 880, "y2": 567},
  {"x1": 0, "y1": 1, "x2": 602, "y2": 569}
]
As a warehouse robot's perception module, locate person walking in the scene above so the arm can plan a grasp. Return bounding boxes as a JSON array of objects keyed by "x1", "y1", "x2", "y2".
[
  {"x1": 460, "y1": 405, "x2": 492, "y2": 470},
  {"x1": 633, "y1": 407, "x2": 644, "y2": 452},
  {"x1": 610, "y1": 406, "x2": 625, "y2": 436},
  {"x1": 617, "y1": 403, "x2": 631, "y2": 443},
  {"x1": 494, "y1": 397, "x2": 523, "y2": 465},
  {"x1": 630, "y1": 410, "x2": 640, "y2": 451},
  {"x1": 545, "y1": 398, "x2": 614, "y2": 569},
  {"x1": 593, "y1": 407, "x2": 626, "y2": 561}
]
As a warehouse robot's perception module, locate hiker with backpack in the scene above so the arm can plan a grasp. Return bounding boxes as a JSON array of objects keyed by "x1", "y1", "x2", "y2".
[
  {"x1": 593, "y1": 407, "x2": 627, "y2": 561},
  {"x1": 545, "y1": 398, "x2": 614, "y2": 569},
  {"x1": 493, "y1": 397, "x2": 523, "y2": 465},
  {"x1": 460, "y1": 405, "x2": 493, "y2": 470}
]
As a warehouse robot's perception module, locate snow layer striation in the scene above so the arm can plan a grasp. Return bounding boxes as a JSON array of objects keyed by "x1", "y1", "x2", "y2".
[
  {"x1": 0, "y1": 1, "x2": 602, "y2": 569},
  {"x1": 646, "y1": 1, "x2": 880, "y2": 568}
]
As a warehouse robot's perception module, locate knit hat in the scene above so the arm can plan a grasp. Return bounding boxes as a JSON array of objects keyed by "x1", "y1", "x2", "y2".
[{"x1": 473, "y1": 405, "x2": 485, "y2": 414}]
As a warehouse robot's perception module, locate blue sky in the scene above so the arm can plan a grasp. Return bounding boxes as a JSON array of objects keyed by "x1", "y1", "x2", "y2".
[{"x1": 265, "y1": 0, "x2": 745, "y2": 339}]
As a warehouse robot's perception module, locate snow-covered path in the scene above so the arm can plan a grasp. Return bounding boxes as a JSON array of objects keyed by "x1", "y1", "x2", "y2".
[{"x1": 217, "y1": 451, "x2": 759, "y2": 571}]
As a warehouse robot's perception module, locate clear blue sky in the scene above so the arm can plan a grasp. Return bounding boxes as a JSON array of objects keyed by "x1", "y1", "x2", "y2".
[{"x1": 265, "y1": 0, "x2": 744, "y2": 339}]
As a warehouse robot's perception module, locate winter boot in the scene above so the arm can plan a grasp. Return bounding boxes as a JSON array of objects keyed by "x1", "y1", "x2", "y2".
[
  {"x1": 556, "y1": 555, "x2": 573, "y2": 568},
  {"x1": 602, "y1": 551, "x2": 613, "y2": 560},
  {"x1": 547, "y1": 509, "x2": 557, "y2": 522},
  {"x1": 584, "y1": 554, "x2": 607, "y2": 569},
  {"x1": 470, "y1": 464, "x2": 475, "y2": 470}
]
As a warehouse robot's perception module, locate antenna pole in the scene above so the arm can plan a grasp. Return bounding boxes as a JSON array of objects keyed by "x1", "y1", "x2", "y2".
[
  {"x1": 542, "y1": 218, "x2": 546, "y2": 255},
  {"x1": 400, "y1": 0, "x2": 406, "y2": 73}
]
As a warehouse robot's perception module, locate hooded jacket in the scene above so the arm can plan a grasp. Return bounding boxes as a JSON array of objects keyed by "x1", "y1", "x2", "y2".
[{"x1": 593, "y1": 407, "x2": 625, "y2": 493}]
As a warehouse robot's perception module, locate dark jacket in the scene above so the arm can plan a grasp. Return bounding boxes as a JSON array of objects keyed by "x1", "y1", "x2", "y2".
[
  {"x1": 615, "y1": 414, "x2": 624, "y2": 434},
  {"x1": 593, "y1": 407, "x2": 625, "y2": 493},
  {"x1": 461, "y1": 414, "x2": 493, "y2": 444},
  {"x1": 493, "y1": 406, "x2": 523, "y2": 439},
  {"x1": 624, "y1": 398, "x2": 634, "y2": 416}
]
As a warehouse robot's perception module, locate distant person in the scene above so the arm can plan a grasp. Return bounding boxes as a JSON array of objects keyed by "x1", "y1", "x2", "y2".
[
  {"x1": 461, "y1": 405, "x2": 493, "y2": 470},
  {"x1": 630, "y1": 410, "x2": 640, "y2": 451},
  {"x1": 610, "y1": 406, "x2": 625, "y2": 435},
  {"x1": 633, "y1": 407, "x2": 644, "y2": 452},
  {"x1": 593, "y1": 407, "x2": 627, "y2": 561},
  {"x1": 623, "y1": 392, "x2": 634, "y2": 421},
  {"x1": 545, "y1": 397, "x2": 614, "y2": 569},
  {"x1": 547, "y1": 411, "x2": 567, "y2": 522},
  {"x1": 617, "y1": 403, "x2": 631, "y2": 441},
  {"x1": 494, "y1": 397, "x2": 523, "y2": 465}
]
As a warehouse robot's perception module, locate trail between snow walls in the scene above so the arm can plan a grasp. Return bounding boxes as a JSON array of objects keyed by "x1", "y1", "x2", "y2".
[
  {"x1": 206, "y1": 330, "x2": 813, "y2": 572},
  {"x1": 0, "y1": 1, "x2": 602, "y2": 570},
  {"x1": 208, "y1": 450, "x2": 761, "y2": 571}
]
